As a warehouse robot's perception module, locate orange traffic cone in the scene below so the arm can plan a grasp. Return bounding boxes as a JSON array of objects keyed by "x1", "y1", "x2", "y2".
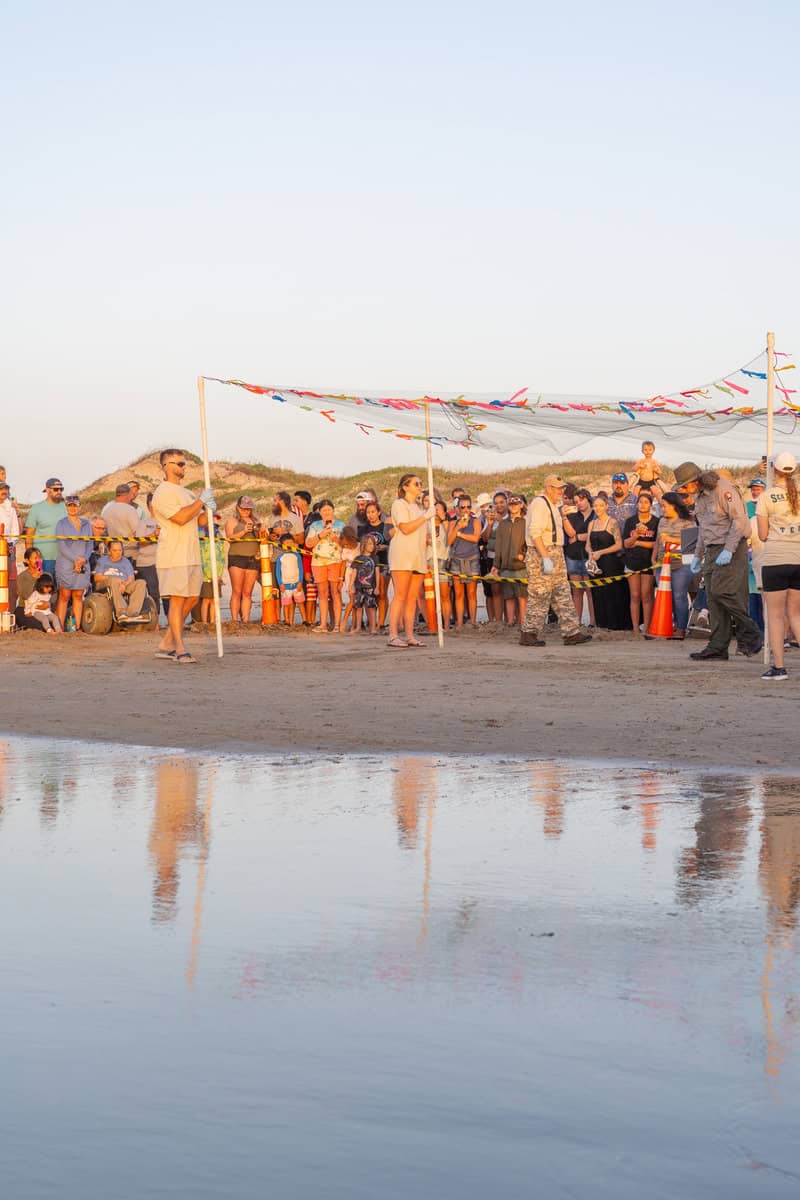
[
  {"x1": 259, "y1": 539, "x2": 279, "y2": 626},
  {"x1": 647, "y1": 560, "x2": 674, "y2": 638},
  {"x1": 423, "y1": 571, "x2": 437, "y2": 633}
]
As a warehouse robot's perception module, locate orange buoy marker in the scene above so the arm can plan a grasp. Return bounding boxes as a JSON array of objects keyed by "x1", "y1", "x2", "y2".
[
  {"x1": 423, "y1": 571, "x2": 437, "y2": 633},
  {"x1": 648, "y1": 559, "x2": 674, "y2": 638},
  {"x1": 259, "y1": 539, "x2": 279, "y2": 626}
]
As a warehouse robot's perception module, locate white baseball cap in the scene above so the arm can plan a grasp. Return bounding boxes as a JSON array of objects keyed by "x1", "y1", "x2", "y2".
[
  {"x1": 475, "y1": 492, "x2": 492, "y2": 507},
  {"x1": 773, "y1": 451, "x2": 797, "y2": 475}
]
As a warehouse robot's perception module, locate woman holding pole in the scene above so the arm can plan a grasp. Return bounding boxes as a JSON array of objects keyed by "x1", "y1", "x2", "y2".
[{"x1": 387, "y1": 474, "x2": 434, "y2": 648}]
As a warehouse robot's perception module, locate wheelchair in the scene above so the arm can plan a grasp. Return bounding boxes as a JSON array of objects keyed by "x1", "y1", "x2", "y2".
[{"x1": 81, "y1": 581, "x2": 159, "y2": 635}]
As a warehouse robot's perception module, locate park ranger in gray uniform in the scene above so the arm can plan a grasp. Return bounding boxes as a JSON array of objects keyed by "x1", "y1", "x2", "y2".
[{"x1": 673, "y1": 462, "x2": 763, "y2": 661}]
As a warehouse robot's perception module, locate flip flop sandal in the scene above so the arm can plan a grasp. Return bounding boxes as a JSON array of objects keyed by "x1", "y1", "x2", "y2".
[
  {"x1": 406, "y1": 639, "x2": 425, "y2": 647},
  {"x1": 174, "y1": 652, "x2": 196, "y2": 664},
  {"x1": 387, "y1": 637, "x2": 409, "y2": 648},
  {"x1": 155, "y1": 650, "x2": 177, "y2": 660}
]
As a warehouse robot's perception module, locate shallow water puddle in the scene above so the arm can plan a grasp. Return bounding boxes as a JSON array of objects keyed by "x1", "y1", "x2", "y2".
[{"x1": 0, "y1": 739, "x2": 798, "y2": 1198}]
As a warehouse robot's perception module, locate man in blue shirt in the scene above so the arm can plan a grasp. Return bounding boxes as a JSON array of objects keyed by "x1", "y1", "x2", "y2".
[
  {"x1": 24, "y1": 477, "x2": 67, "y2": 576},
  {"x1": 93, "y1": 539, "x2": 147, "y2": 617}
]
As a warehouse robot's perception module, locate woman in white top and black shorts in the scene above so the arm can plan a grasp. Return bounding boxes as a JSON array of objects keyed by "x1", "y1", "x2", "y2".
[{"x1": 756, "y1": 451, "x2": 800, "y2": 681}]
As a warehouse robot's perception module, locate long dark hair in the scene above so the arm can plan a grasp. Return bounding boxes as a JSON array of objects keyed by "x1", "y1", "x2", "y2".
[{"x1": 660, "y1": 491, "x2": 693, "y2": 521}]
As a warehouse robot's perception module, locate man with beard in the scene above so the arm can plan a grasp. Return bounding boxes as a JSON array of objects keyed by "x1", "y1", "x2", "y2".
[
  {"x1": 673, "y1": 461, "x2": 762, "y2": 661},
  {"x1": 268, "y1": 491, "x2": 304, "y2": 540},
  {"x1": 607, "y1": 472, "x2": 639, "y2": 532},
  {"x1": 519, "y1": 475, "x2": 592, "y2": 648}
]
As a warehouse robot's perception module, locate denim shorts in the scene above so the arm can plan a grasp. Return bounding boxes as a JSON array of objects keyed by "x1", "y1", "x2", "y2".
[{"x1": 566, "y1": 558, "x2": 588, "y2": 578}]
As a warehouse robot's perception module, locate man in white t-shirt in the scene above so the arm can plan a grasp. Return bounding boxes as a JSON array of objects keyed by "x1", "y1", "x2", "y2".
[{"x1": 151, "y1": 449, "x2": 215, "y2": 664}]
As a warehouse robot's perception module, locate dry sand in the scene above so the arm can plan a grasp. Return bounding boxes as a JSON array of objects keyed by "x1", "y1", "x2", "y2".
[{"x1": 1, "y1": 623, "x2": 795, "y2": 771}]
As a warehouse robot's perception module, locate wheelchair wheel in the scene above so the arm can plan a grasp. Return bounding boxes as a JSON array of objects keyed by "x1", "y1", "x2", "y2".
[
  {"x1": 82, "y1": 592, "x2": 114, "y2": 635},
  {"x1": 134, "y1": 595, "x2": 159, "y2": 633}
]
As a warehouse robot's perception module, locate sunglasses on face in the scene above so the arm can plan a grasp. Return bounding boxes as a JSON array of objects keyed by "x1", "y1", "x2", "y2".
[
  {"x1": 50, "y1": 486, "x2": 64, "y2": 492},
  {"x1": 170, "y1": 460, "x2": 187, "y2": 468}
]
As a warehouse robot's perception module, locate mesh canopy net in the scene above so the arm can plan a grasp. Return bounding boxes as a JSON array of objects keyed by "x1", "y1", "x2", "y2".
[{"x1": 206, "y1": 348, "x2": 797, "y2": 462}]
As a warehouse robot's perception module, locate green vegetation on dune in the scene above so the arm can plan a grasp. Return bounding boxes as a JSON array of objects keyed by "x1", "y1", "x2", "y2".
[{"x1": 69, "y1": 453, "x2": 763, "y2": 523}]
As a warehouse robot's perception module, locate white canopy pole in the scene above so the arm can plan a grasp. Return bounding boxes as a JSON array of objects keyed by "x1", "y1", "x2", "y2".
[
  {"x1": 763, "y1": 332, "x2": 775, "y2": 666},
  {"x1": 424, "y1": 401, "x2": 445, "y2": 649},
  {"x1": 198, "y1": 376, "x2": 224, "y2": 659}
]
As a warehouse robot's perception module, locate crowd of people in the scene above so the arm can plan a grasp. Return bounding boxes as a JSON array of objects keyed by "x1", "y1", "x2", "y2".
[{"x1": 3, "y1": 437, "x2": 800, "y2": 677}]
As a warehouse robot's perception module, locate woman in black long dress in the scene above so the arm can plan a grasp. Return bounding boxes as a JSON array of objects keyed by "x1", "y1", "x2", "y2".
[{"x1": 587, "y1": 493, "x2": 633, "y2": 631}]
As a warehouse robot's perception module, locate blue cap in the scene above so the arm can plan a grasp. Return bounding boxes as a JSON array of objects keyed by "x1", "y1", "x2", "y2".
[{"x1": 749, "y1": 478, "x2": 766, "y2": 488}]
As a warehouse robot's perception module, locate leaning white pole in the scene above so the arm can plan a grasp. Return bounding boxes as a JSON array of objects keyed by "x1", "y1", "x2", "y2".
[
  {"x1": 198, "y1": 375, "x2": 224, "y2": 660},
  {"x1": 766, "y1": 330, "x2": 775, "y2": 479},
  {"x1": 424, "y1": 401, "x2": 445, "y2": 649},
  {"x1": 763, "y1": 332, "x2": 775, "y2": 666}
]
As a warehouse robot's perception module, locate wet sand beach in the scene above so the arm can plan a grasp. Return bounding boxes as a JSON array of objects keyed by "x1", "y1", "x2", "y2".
[{"x1": 1, "y1": 626, "x2": 793, "y2": 769}]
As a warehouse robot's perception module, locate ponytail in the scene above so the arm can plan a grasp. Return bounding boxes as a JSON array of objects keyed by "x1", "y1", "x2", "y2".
[{"x1": 781, "y1": 470, "x2": 800, "y2": 516}]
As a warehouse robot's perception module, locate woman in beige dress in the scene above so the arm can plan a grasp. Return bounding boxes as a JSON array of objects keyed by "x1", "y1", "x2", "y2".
[{"x1": 387, "y1": 473, "x2": 434, "y2": 647}]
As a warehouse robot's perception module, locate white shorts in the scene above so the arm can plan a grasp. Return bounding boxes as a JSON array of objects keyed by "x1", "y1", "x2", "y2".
[{"x1": 157, "y1": 564, "x2": 202, "y2": 598}]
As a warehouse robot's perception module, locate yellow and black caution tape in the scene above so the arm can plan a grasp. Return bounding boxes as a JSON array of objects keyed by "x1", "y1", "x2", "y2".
[{"x1": 440, "y1": 560, "x2": 668, "y2": 590}]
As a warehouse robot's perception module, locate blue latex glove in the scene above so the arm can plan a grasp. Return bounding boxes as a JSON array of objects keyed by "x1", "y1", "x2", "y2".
[
  {"x1": 690, "y1": 556, "x2": 702, "y2": 574},
  {"x1": 542, "y1": 556, "x2": 554, "y2": 575},
  {"x1": 715, "y1": 548, "x2": 733, "y2": 566},
  {"x1": 200, "y1": 487, "x2": 217, "y2": 512}
]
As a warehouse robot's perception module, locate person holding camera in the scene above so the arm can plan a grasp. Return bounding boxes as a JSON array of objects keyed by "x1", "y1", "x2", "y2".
[
  {"x1": 224, "y1": 496, "x2": 263, "y2": 624},
  {"x1": 54, "y1": 494, "x2": 93, "y2": 631},
  {"x1": 305, "y1": 498, "x2": 345, "y2": 632},
  {"x1": 446, "y1": 493, "x2": 482, "y2": 628}
]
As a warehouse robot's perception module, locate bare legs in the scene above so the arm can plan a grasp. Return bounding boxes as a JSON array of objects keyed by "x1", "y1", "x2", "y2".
[
  {"x1": 452, "y1": 579, "x2": 478, "y2": 627},
  {"x1": 229, "y1": 566, "x2": 257, "y2": 622},
  {"x1": 389, "y1": 570, "x2": 423, "y2": 641},
  {"x1": 629, "y1": 573, "x2": 655, "y2": 634},
  {"x1": 766, "y1": 590, "x2": 800, "y2": 669},
  {"x1": 57, "y1": 588, "x2": 86, "y2": 629},
  {"x1": 569, "y1": 576, "x2": 594, "y2": 625},
  {"x1": 158, "y1": 595, "x2": 198, "y2": 658}
]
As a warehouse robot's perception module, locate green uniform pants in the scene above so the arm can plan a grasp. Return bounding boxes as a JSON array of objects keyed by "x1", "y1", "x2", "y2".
[{"x1": 704, "y1": 540, "x2": 761, "y2": 653}]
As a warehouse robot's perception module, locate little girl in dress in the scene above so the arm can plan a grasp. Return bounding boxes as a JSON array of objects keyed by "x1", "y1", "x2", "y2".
[{"x1": 24, "y1": 573, "x2": 62, "y2": 633}]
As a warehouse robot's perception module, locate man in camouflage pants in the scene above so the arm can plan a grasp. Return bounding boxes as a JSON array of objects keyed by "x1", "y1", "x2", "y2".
[{"x1": 520, "y1": 474, "x2": 592, "y2": 648}]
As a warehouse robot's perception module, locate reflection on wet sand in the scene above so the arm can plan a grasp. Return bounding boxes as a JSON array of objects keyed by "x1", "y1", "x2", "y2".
[
  {"x1": 760, "y1": 778, "x2": 800, "y2": 1088},
  {"x1": 638, "y1": 771, "x2": 661, "y2": 852},
  {"x1": 394, "y1": 756, "x2": 424, "y2": 849},
  {"x1": 3, "y1": 736, "x2": 800, "y2": 1195},
  {"x1": 677, "y1": 776, "x2": 753, "y2": 905},
  {"x1": 0, "y1": 742, "x2": 11, "y2": 826},
  {"x1": 148, "y1": 757, "x2": 203, "y2": 923},
  {"x1": 528, "y1": 763, "x2": 565, "y2": 838}
]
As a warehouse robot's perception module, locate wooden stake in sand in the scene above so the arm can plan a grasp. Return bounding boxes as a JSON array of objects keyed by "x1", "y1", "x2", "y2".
[
  {"x1": 763, "y1": 331, "x2": 775, "y2": 667},
  {"x1": 425, "y1": 399, "x2": 445, "y2": 649},
  {"x1": 198, "y1": 375, "x2": 224, "y2": 660}
]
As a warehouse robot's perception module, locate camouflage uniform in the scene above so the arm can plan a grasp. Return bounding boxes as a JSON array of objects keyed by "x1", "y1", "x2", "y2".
[{"x1": 521, "y1": 545, "x2": 580, "y2": 638}]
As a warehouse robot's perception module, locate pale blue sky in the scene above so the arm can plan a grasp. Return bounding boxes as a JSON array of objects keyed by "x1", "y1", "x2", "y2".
[{"x1": 3, "y1": 0, "x2": 798, "y2": 498}]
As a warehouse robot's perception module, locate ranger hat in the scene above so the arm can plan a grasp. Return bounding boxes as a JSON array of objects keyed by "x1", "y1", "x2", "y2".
[
  {"x1": 543, "y1": 474, "x2": 566, "y2": 489},
  {"x1": 673, "y1": 461, "x2": 702, "y2": 486}
]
